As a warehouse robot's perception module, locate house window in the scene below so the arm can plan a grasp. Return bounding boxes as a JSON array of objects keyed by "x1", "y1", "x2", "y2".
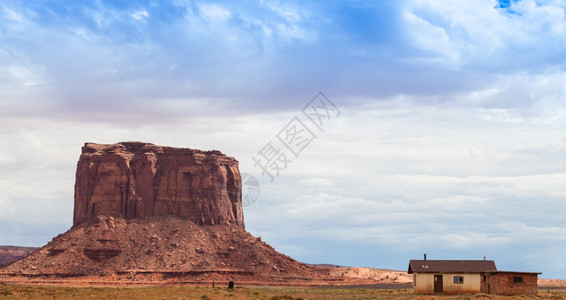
[
  {"x1": 454, "y1": 276, "x2": 464, "y2": 284},
  {"x1": 513, "y1": 276, "x2": 523, "y2": 283},
  {"x1": 483, "y1": 274, "x2": 487, "y2": 282}
]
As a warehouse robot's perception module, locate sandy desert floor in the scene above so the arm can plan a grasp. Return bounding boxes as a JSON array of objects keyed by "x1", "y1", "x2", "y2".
[
  {"x1": 2, "y1": 266, "x2": 564, "y2": 288},
  {"x1": 1, "y1": 284, "x2": 565, "y2": 300}
]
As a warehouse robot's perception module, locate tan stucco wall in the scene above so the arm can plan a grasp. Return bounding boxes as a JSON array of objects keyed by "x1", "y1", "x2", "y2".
[
  {"x1": 413, "y1": 273, "x2": 481, "y2": 294},
  {"x1": 414, "y1": 273, "x2": 435, "y2": 293},
  {"x1": 443, "y1": 273, "x2": 481, "y2": 294}
]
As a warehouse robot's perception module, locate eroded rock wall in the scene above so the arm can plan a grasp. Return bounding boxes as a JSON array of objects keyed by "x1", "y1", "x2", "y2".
[{"x1": 73, "y1": 142, "x2": 243, "y2": 227}]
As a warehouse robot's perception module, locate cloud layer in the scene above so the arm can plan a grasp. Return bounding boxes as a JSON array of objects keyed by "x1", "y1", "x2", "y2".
[{"x1": 1, "y1": 0, "x2": 565, "y2": 278}]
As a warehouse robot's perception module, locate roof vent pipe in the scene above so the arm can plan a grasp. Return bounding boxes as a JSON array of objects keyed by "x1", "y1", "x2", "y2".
[{"x1": 423, "y1": 253, "x2": 428, "y2": 268}]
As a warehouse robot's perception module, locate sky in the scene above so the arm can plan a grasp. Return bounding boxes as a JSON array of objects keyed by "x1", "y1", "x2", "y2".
[{"x1": 1, "y1": 0, "x2": 566, "y2": 278}]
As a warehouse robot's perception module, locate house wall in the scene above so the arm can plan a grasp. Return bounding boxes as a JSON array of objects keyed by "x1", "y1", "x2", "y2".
[
  {"x1": 480, "y1": 273, "x2": 489, "y2": 294},
  {"x1": 414, "y1": 273, "x2": 435, "y2": 294},
  {"x1": 413, "y1": 273, "x2": 481, "y2": 294},
  {"x1": 489, "y1": 272, "x2": 538, "y2": 295},
  {"x1": 442, "y1": 273, "x2": 481, "y2": 294}
]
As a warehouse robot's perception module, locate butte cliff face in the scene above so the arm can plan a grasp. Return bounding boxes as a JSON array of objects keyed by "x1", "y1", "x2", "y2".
[{"x1": 73, "y1": 142, "x2": 243, "y2": 228}]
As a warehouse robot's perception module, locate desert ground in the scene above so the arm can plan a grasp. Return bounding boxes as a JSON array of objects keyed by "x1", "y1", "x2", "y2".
[
  {"x1": 0, "y1": 283, "x2": 565, "y2": 300},
  {"x1": 1, "y1": 266, "x2": 565, "y2": 299}
]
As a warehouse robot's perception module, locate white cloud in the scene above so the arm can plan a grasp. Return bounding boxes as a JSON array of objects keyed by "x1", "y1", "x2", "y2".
[
  {"x1": 262, "y1": 1, "x2": 308, "y2": 23},
  {"x1": 402, "y1": 11, "x2": 458, "y2": 61},
  {"x1": 90, "y1": 6, "x2": 119, "y2": 28},
  {"x1": 197, "y1": 3, "x2": 231, "y2": 22},
  {"x1": 297, "y1": 177, "x2": 334, "y2": 186},
  {"x1": 402, "y1": 0, "x2": 566, "y2": 70},
  {"x1": 275, "y1": 23, "x2": 307, "y2": 39},
  {"x1": 6, "y1": 65, "x2": 41, "y2": 86},
  {"x1": 2, "y1": 7, "x2": 24, "y2": 23},
  {"x1": 131, "y1": 10, "x2": 148, "y2": 22}
]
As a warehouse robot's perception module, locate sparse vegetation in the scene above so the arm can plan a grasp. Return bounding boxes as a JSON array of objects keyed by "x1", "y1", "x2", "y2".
[
  {"x1": 270, "y1": 296, "x2": 298, "y2": 300},
  {"x1": 0, "y1": 285, "x2": 563, "y2": 300}
]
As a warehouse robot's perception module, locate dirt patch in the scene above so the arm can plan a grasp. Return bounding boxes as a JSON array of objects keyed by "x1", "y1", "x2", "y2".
[{"x1": 539, "y1": 278, "x2": 566, "y2": 289}]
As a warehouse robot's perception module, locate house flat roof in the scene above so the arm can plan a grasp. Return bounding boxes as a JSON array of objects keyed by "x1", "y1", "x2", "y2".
[
  {"x1": 489, "y1": 271, "x2": 542, "y2": 275},
  {"x1": 408, "y1": 260, "x2": 497, "y2": 274}
]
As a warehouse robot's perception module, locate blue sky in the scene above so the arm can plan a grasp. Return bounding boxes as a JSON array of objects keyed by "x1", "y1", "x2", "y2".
[{"x1": 1, "y1": 0, "x2": 566, "y2": 278}]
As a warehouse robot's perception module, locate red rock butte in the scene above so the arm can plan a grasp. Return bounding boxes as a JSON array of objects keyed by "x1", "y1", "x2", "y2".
[
  {"x1": 0, "y1": 142, "x2": 319, "y2": 281},
  {"x1": 73, "y1": 142, "x2": 244, "y2": 228}
]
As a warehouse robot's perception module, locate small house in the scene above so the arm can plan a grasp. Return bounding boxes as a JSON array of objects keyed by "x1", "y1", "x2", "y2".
[{"x1": 408, "y1": 256, "x2": 540, "y2": 295}]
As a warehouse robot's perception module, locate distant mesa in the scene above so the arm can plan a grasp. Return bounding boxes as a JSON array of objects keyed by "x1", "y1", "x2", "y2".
[{"x1": 0, "y1": 246, "x2": 39, "y2": 266}]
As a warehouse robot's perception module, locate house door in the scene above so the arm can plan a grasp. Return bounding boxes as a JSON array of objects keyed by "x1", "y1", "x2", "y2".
[{"x1": 434, "y1": 275, "x2": 443, "y2": 293}]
